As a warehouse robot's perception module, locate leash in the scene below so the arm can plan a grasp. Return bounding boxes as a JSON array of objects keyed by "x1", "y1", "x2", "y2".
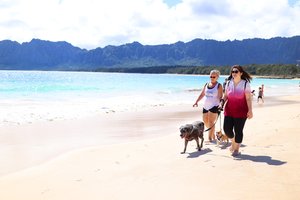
[
  {"x1": 219, "y1": 112, "x2": 222, "y2": 131},
  {"x1": 204, "y1": 111, "x2": 221, "y2": 132},
  {"x1": 216, "y1": 114, "x2": 224, "y2": 141}
]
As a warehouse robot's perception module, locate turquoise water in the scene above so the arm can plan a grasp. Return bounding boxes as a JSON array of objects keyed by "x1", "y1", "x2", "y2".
[
  {"x1": 1, "y1": 70, "x2": 298, "y2": 97},
  {"x1": 0, "y1": 70, "x2": 299, "y2": 124},
  {"x1": 0, "y1": 70, "x2": 201, "y2": 97}
]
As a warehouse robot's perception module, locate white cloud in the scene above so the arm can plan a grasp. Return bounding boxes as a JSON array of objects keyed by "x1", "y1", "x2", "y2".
[{"x1": 0, "y1": 0, "x2": 299, "y2": 49}]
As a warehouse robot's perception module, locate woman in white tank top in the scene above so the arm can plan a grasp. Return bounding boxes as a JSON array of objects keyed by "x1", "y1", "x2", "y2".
[{"x1": 193, "y1": 70, "x2": 223, "y2": 142}]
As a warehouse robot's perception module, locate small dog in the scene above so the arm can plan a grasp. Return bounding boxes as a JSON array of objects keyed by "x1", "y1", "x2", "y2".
[
  {"x1": 216, "y1": 130, "x2": 229, "y2": 146},
  {"x1": 179, "y1": 121, "x2": 204, "y2": 154}
]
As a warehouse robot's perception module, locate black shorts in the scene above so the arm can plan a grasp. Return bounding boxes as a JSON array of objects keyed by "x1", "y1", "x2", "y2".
[{"x1": 203, "y1": 106, "x2": 219, "y2": 114}]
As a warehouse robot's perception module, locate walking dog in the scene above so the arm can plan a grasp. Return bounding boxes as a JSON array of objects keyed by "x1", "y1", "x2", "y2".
[
  {"x1": 179, "y1": 121, "x2": 204, "y2": 153},
  {"x1": 216, "y1": 130, "x2": 229, "y2": 146}
]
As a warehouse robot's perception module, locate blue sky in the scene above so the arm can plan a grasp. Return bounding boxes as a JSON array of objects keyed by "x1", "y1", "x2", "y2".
[
  {"x1": 0, "y1": 0, "x2": 299, "y2": 49},
  {"x1": 164, "y1": 0, "x2": 182, "y2": 7},
  {"x1": 288, "y1": 0, "x2": 300, "y2": 6}
]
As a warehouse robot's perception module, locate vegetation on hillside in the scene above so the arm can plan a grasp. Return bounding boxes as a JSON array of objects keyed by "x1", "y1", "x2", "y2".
[{"x1": 95, "y1": 64, "x2": 300, "y2": 78}]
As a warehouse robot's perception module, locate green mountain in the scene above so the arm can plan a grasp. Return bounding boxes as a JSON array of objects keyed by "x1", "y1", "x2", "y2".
[{"x1": 0, "y1": 36, "x2": 299, "y2": 70}]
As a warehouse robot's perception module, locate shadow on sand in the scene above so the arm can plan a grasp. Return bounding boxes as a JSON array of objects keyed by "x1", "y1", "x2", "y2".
[
  {"x1": 186, "y1": 148, "x2": 212, "y2": 158},
  {"x1": 235, "y1": 154, "x2": 287, "y2": 166},
  {"x1": 218, "y1": 143, "x2": 247, "y2": 150}
]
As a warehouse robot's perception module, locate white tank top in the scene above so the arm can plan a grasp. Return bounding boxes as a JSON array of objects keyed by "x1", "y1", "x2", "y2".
[{"x1": 203, "y1": 82, "x2": 220, "y2": 110}]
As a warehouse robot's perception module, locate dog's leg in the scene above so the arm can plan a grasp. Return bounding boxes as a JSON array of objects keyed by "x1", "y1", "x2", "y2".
[
  {"x1": 181, "y1": 140, "x2": 188, "y2": 154},
  {"x1": 195, "y1": 138, "x2": 200, "y2": 151},
  {"x1": 199, "y1": 137, "x2": 204, "y2": 150},
  {"x1": 216, "y1": 139, "x2": 220, "y2": 146}
]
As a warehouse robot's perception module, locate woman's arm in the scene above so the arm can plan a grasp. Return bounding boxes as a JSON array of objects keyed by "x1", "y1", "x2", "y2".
[
  {"x1": 193, "y1": 84, "x2": 206, "y2": 107},
  {"x1": 245, "y1": 92, "x2": 253, "y2": 119},
  {"x1": 218, "y1": 83, "x2": 223, "y2": 100},
  {"x1": 219, "y1": 85, "x2": 227, "y2": 110}
]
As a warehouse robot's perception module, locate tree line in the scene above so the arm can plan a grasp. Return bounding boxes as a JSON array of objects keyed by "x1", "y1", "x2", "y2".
[{"x1": 95, "y1": 64, "x2": 300, "y2": 78}]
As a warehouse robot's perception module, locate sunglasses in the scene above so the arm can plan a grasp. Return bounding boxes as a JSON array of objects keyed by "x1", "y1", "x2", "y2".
[
  {"x1": 231, "y1": 70, "x2": 240, "y2": 74},
  {"x1": 210, "y1": 76, "x2": 216, "y2": 78}
]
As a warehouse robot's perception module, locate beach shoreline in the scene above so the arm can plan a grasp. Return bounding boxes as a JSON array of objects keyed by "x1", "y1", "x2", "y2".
[
  {"x1": 0, "y1": 103, "x2": 201, "y2": 176},
  {"x1": 0, "y1": 94, "x2": 300, "y2": 199}
]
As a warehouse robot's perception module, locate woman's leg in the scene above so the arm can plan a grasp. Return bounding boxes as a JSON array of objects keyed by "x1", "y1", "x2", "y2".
[
  {"x1": 224, "y1": 116, "x2": 235, "y2": 151},
  {"x1": 233, "y1": 118, "x2": 247, "y2": 143},
  {"x1": 207, "y1": 112, "x2": 218, "y2": 141},
  {"x1": 202, "y1": 112, "x2": 209, "y2": 140},
  {"x1": 232, "y1": 118, "x2": 247, "y2": 155},
  {"x1": 224, "y1": 116, "x2": 234, "y2": 139}
]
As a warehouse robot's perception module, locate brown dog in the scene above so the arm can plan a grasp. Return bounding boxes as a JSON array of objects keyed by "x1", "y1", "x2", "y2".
[
  {"x1": 179, "y1": 121, "x2": 204, "y2": 154},
  {"x1": 216, "y1": 130, "x2": 229, "y2": 146}
]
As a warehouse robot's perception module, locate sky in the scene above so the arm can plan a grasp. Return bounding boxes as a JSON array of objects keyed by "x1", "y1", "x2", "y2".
[{"x1": 0, "y1": 0, "x2": 300, "y2": 49}]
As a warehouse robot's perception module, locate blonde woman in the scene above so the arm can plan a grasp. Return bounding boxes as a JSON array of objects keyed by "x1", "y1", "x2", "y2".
[{"x1": 193, "y1": 70, "x2": 223, "y2": 142}]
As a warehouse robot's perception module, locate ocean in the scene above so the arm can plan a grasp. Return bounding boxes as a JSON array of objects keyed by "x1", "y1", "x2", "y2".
[{"x1": 0, "y1": 70, "x2": 299, "y2": 125}]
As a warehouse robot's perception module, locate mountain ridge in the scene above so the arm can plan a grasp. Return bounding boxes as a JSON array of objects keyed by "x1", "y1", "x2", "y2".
[{"x1": 0, "y1": 36, "x2": 299, "y2": 70}]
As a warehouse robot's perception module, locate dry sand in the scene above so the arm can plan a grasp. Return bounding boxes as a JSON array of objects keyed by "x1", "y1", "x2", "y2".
[{"x1": 0, "y1": 95, "x2": 300, "y2": 200}]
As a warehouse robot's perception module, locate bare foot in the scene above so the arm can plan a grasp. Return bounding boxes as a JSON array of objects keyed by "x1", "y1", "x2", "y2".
[{"x1": 231, "y1": 150, "x2": 240, "y2": 157}]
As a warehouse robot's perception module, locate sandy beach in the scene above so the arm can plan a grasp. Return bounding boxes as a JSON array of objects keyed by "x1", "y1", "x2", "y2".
[{"x1": 0, "y1": 94, "x2": 300, "y2": 200}]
